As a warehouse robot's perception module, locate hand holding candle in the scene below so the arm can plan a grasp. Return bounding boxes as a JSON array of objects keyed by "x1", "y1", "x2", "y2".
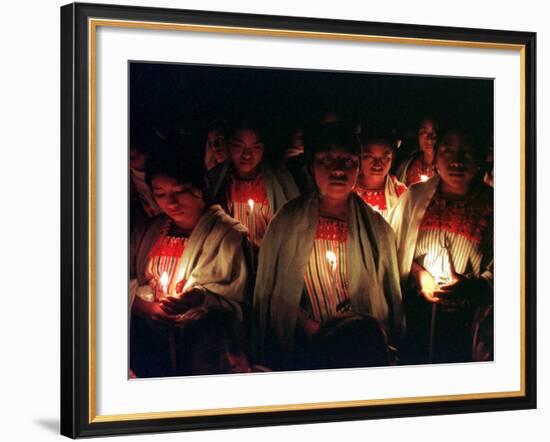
[
  {"x1": 156, "y1": 271, "x2": 169, "y2": 301},
  {"x1": 433, "y1": 267, "x2": 476, "y2": 310},
  {"x1": 160, "y1": 286, "x2": 205, "y2": 316}
]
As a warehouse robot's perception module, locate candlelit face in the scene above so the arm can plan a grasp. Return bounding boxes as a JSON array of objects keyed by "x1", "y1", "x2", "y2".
[
  {"x1": 360, "y1": 142, "x2": 393, "y2": 179},
  {"x1": 418, "y1": 118, "x2": 437, "y2": 155},
  {"x1": 206, "y1": 129, "x2": 229, "y2": 165},
  {"x1": 313, "y1": 147, "x2": 360, "y2": 201},
  {"x1": 436, "y1": 131, "x2": 480, "y2": 192},
  {"x1": 229, "y1": 128, "x2": 264, "y2": 178},
  {"x1": 151, "y1": 174, "x2": 205, "y2": 229}
]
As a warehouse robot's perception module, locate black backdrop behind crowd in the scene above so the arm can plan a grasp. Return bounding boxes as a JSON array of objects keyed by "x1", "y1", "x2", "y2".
[{"x1": 130, "y1": 62, "x2": 493, "y2": 159}]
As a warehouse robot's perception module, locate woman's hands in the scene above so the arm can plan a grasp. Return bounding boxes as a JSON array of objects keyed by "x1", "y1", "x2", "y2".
[
  {"x1": 411, "y1": 262, "x2": 439, "y2": 302},
  {"x1": 133, "y1": 287, "x2": 207, "y2": 330},
  {"x1": 159, "y1": 287, "x2": 205, "y2": 315},
  {"x1": 434, "y1": 272, "x2": 478, "y2": 311},
  {"x1": 412, "y1": 263, "x2": 478, "y2": 311},
  {"x1": 133, "y1": 297, "x2": 180, "y2": 330}
]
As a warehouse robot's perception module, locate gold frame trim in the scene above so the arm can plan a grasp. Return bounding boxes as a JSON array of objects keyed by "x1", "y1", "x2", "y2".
[{"x1": 88, "y1": 18, "x2": 527, "y2": 423}]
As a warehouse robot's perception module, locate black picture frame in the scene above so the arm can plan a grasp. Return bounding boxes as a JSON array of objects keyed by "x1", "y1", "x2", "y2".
[{"x1": 60, "y1": 2, "x2": 537, "y2": 438}]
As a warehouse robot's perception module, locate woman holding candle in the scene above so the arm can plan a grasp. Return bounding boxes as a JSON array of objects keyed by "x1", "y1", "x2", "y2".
[
  {"x1": 130, "y1": 148, "x2": 250, "y2": 377},
  {"x1": 389, "y1": 125, "x2": 493, "y2": 364},
  {"x1": 395, "y1": 116, "x2": 439, "y2": 186},
  {"x1": 354, "y1": 127, "x2": 407, "y2": 221},
  {"x1": 253, "y1": 121, "x2": 404, "y2": 370},
  {"x1": 207, "y1": 118, "x2": 300, "y2": 251}
]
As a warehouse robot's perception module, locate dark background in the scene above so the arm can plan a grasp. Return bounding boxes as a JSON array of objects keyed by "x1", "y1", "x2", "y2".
[{"x1": 130, "y1": 61, "x2": 493, "y2": 158}]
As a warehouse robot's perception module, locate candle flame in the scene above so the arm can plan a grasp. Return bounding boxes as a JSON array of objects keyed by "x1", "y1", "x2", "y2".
[
  {"x1": 248, "y1": 199, "x2": 254, "y2": 211},
  {"x1": 326, "y1": 250, "x2": 337, "y2": 272},
  {"x1": 420, "y1": 174, "x2": 429, "y2": 182},
  {"x1": 428, "y1": 255, "x2": 452, "y2": 287},
  {"x1": 160, "y1": 271, "x2": 169, "y2": 294}
]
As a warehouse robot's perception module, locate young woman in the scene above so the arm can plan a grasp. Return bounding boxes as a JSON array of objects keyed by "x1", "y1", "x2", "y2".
[
  {"x1": 130, "y1": 149, "x2": 250, "y2": 377},
  {"x1": 203, "y1": 119, "x2": 229, "y2": 172},
  {"x1": 354, "y1": 128, "x2": 407, "y2": 221},
  {"x1": 389, "y1": 126, "x2": 493, "y2": 363},
  {"x1": 395, "y1": 117, "x2": 438, "y2": 186},
  {"x1": 208, "y1": 120, "x2": 299, "y2": 250},
  {"x1": 253, "y1": 121, "x2": 404, "y2": 370}
]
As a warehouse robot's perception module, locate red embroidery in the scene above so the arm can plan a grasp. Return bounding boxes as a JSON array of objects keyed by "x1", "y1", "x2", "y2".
[
  {"x1": 315, "y1": 217, "x2": 348, "y2": 242},
  {"x1": 420, "y1": 195, "x2": 492, "y2": 245},
  {"x1": 229, "y1": 174, "x2": 269, "y2": 206},
  {"x1": 354, "y1": 187, "x2": 387, "y2": 211},
  {"x1": 149, "y1": 235, "x2": 187, "y2": 258}
]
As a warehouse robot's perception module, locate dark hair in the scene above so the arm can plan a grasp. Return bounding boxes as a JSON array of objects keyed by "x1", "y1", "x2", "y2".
[
  {"x1": 145, "y1": 143, "x2": 206, "y2": 195},
  {"x1": 206, "y1": 118, "x2": 229, "y2": 139},
  {"x1": 417, "y1": 115, "x2": 439, "y2": 131},
  {"x1": 227, "y1": 116, "x2": 274, "y2": 162},
  {"x1": 360, "y1": 124, "x2": 399, "y2": 152},
  {"x1": 436, "y1": 124, "x2": 490, "y2": 165},
  {"x1": 303, "y1": 120, "x2": 361, "y2": 166}
]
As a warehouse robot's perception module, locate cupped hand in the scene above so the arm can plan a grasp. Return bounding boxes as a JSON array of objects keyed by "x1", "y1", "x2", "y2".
[
  {"x1": 159, "y1": 287, "x2": 206, "y2": 315},
  {"x1": 415, "y1": 268, "x2": 440, "y2": 303},
  {"x1": 434, "y1": 275, "x2": 474, "y2": 311},
  {"x1": 148, "y1": 302, "x2": 180, "y2": 328}
]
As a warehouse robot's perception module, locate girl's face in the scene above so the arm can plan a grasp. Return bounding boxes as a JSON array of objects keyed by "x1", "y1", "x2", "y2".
[
  {"x1": 229, "y1": 128, "x2": 264, "y2": 178},
  {"x1": 418, "y1": 118, "x2": 437, "y2": 155},
  {"x1": 313, "y1": 147, "x2": 360, "y2": 201},
  {"x1": 360, "y1": 142, "x2": 393, "y2": 179},
  {"x1": 206, "y1": 129, "x2": 229, "y2": 165},
  {"x1": 436, "y1": 132, "x2": 480, "y2": 193},
  {"x1": 151, "y1": 174, "x2": 205, "y2": 229}
]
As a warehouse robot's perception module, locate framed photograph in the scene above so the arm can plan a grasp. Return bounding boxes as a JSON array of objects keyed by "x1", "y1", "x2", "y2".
[{"x1": 60, "y1": 2, "x2": 536, "y2": 438}]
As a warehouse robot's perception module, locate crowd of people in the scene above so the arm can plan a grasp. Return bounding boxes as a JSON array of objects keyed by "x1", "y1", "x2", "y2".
[{"x1": 128, "y1": 112, "x2": 494, "y2": 378}]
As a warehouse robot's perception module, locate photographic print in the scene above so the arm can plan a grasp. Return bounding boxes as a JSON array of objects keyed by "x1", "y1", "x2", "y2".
[{"x1": 128, "y1": 63, "x2": 495, "y2": 377}]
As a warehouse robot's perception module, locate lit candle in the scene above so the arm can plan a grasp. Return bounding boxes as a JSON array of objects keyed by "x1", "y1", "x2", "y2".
[
  {"x1": 160, "y1": 271, "x2": 169, "y2": 298},
  {"x1": 247, "y1": 199, "x2": 255, "y2": 242},
  {"x1": 159, "y1": 270, "x2": 176, "y2": 373},
  {"x1": 326, "y1": 250, "x2": 338, "y2": 291},
  {"x1": 427, "y1": 253, "x2": 455, "y2": 362},
  {"x1": 247, "y1": 199, "x2": 256, "y2": 274},
  {"x1": 326, "y1": 250, "x2": 337, "y2": 273},
  {"x1": 428, "y1": 254, "x2": 454, "y2": 288}
]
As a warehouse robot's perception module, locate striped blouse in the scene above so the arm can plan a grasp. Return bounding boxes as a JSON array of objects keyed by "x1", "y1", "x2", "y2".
[
  {"x1": 414, "y1": 192, "x2": 493, "y2": 285},
  {"x1": 145, "y1": 221, "x2": 189, "y2": 299},
  {"x1": 226, "y1": 173, "x2": 272, "y2": 247},
  {"x1": 302, "y1": 216, "x2": 350, "y2": 323}
]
